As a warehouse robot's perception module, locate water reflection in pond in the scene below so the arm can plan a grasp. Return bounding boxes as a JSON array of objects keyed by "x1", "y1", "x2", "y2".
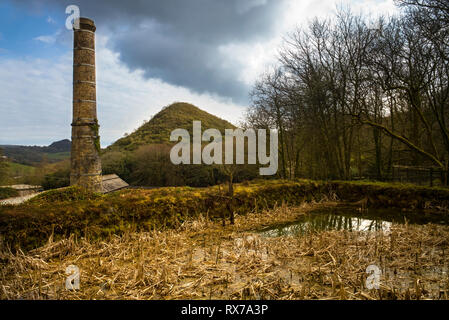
[{"x1": 261, "y1": 205, "x2": 449, "y2": 237}]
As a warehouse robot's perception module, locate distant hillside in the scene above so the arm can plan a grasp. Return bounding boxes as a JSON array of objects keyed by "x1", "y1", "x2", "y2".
[
  {"x1": 108, "y1": 102, "x2": 236, "y2": 151},
  {"x1": 0, "y1": 139, "x2": 71, "y2": 165},
  {"x1": 45, "y1": 139, "x2": 71, "y2": 153}
]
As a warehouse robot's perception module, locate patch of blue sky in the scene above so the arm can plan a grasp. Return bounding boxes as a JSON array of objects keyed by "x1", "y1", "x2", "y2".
[{"x1": 0, "y1": 2, "x2": 71, "y2": 60}]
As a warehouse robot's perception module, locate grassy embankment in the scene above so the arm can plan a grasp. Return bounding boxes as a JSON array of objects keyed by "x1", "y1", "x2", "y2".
[{"x1": 1, "y1": 179, "x2": 449, "y2": 251}]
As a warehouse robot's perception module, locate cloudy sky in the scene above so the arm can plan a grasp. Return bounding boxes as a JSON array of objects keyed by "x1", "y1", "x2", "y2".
[{"x1": 0, "y1": 0, "x2": 398, "y2": 146}]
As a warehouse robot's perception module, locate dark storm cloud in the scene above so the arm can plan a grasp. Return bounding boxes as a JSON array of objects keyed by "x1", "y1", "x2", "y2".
[{"x1": 11, "y1": 0, "x2": 287, "y2": 102}]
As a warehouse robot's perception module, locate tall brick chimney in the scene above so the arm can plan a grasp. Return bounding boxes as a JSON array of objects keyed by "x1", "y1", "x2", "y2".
[{"x1": 70, "y1": 17, "x2": 102, "y2": 192}]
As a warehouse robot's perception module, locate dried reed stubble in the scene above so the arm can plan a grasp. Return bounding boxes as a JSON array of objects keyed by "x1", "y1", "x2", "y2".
[{"x1": 1, "y1": 202, "x2": 449, "y2": 300}]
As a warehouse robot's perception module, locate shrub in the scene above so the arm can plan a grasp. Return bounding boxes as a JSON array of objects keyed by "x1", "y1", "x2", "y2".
[
  {"x1": 28, "y1": 186, "x2": 103, "y2": 204},
  {"x1": 41, "y1": 168, "x2": 70, "y2": 190},
  {"x1": 0, "y1": 187, "x2": 19, "y2": 200}
]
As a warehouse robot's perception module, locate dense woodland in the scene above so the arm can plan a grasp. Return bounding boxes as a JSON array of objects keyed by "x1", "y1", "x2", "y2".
[{"x1": 247, "y1": 0, "x2": 449, "y2": 184}]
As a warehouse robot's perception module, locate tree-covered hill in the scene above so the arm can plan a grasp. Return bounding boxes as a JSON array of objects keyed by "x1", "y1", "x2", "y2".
[
  {"x1": 0, "y1": 140, "x2": 71, "y2": 165},
  {"x1": 101, "y1": 102, "x2": 257, "y2": 187},
  {"x1": 107, "y1": 102, "x2": 236, "y2": 152}
]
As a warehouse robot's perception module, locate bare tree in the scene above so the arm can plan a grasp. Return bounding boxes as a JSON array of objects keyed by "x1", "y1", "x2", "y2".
[{"x1": 246, "y1": 4, "x2": 449, "y2": 185}]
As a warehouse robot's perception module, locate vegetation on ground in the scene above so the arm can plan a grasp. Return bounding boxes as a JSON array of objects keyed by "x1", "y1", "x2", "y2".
[
  {"x1": 1, "y1": 203, "x2": 448, "y2": 300},
  {"x1": 0, "y1": 147, "x2": 10, "y2": 184},
  {"x1": 40, "y1": 161, "x2": 71, "y2": 190},
  {"x1": 1, "y1": 179, "x2": 448, "y2": 251},
  {"x1": 0, "y1": 187, "x2": 19, "y2": 200},
  {"x1": 28, "y1": 186, "x2": 103, "y2": 204},
  {"x1": 0, "y1": 155, "x2": 70, "y2": 188},
  {"x1": 0, "y1": 140, "x2": 71, "y2": 165},
  {"x1": 1, "y1": 0, "x2": 448, "y2": 301}
]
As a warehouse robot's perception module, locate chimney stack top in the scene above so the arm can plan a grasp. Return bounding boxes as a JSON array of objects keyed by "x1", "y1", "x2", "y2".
[{"x1": 75, "y1": 17, "x2": 96, "y2": 32}]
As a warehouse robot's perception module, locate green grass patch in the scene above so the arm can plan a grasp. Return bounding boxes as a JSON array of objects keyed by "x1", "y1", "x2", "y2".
[
  {"x1": 45, "y1": 152, "x2": 70, "y2": 161},
  {"x1": 0, "y1": 187, "x2": 19, "y2": 200},
  {"x1": 28, "y1": 186, "x2": 103, "y2": 204},
  {"x1": 6, "y1": 162, "x2": 36, "y2": 175}
]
